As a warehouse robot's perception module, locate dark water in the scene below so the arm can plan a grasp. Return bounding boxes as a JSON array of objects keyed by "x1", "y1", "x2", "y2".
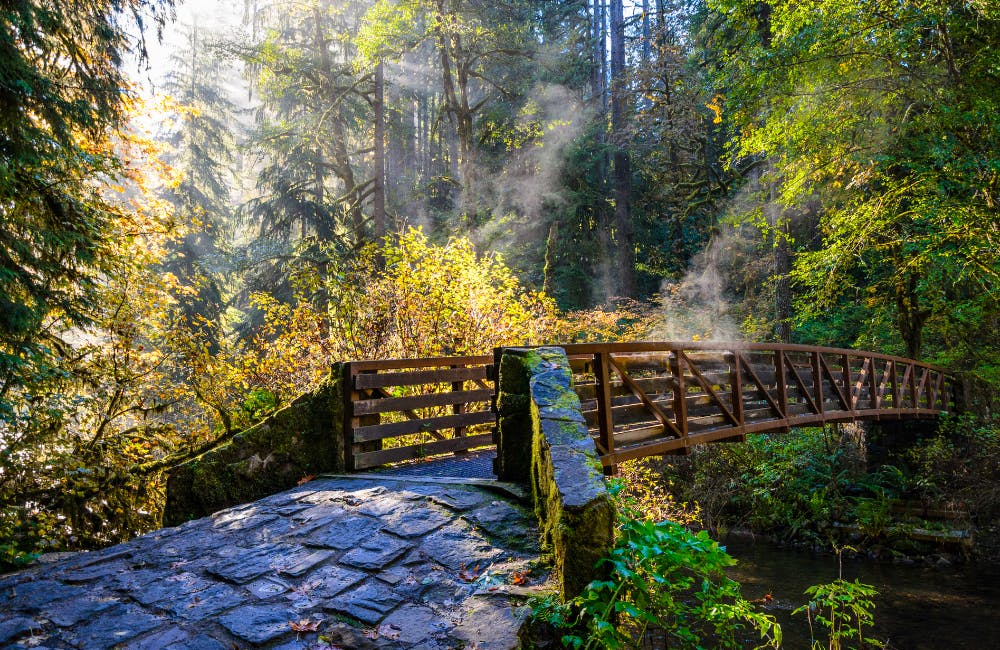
[{"x1": 723, "y1": 534, "x2": 1000, "y2": 649}]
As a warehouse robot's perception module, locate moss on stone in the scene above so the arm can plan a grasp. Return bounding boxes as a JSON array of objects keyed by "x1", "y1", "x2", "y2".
[
  {"x1": 163, "y1": 371, "x2": 345, "y2": 525},
  {"x1": 497, "y1": 347, "x2": 617, "y2": 600}
]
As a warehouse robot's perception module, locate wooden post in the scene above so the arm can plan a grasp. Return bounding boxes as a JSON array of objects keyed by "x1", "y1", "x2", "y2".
[
  {"x1": 594, "y1": 351, "x2": 616, "y2": 473},
  {"x1": 728, "y1": 351, "x2": 744, "y2": 428},
  {"x1": 890, "y1": 360, "x2": 900, "y2": 414},
  {"x1": 669, "y1": 351, "x2": 688, "y2": 442},
  {"x1": 343, "y1": 362, "x2": 357, "y2": 471},
  {"x1": 812, "y1": 351, "x2": 824, "y2": 419},
  {"x1": 452, "y1": 363, "x2": 467, "y2": 455},
  {"x1": 356, "y1": 370, "x2": 382, "y2": 466},
  {"x1": 774, "y1": 349, "x2": 787, "y2": 419},
  {"x1": 868, "y1": 356, "x2": 879, "y2": 411},
  {"x1": 842, "y1": 354, "x2": 854, "y2": 412}
]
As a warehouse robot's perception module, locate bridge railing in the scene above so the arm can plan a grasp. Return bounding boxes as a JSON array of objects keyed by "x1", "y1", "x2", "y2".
[
  {"x1": 340, "y1": 343, "x2": 957, "y2": 472},
  {"x1": 559, "y1": 342, "x2": 957, "y2": 470},
  {"x1": 342, "y1": 355, "x2": 495, "y2": 470}
]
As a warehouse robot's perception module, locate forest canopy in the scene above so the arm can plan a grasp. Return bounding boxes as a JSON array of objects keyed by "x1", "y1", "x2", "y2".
[{"x1": 1, "y1": 0, "x2": 997, "y2": 564}]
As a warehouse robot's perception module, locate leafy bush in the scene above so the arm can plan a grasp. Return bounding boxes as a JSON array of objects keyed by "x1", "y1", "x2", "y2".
[
  {"x1": 905, "y1": 414, "x2": 1000, "y2": 521},
  {"x1": 655, "y1": 426, "x2": 913, "y2": 546},
  {"x1": 532, "y1": 487, "x2": 781, "y2": 649}
]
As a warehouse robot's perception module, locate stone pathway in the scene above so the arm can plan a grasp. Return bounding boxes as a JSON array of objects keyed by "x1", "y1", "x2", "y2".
[
  {"x1": 0, "y1": 474, "x2": 549, "y2": 649},
  {"x1": 374, "y1": 450, "x2": 496, "y2": 480}
]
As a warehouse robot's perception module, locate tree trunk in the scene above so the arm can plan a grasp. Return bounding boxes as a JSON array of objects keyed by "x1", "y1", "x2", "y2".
[
  {"x1": 373, "y1": 59, "x2": 386, "y2": 243},
  {"x1": 896, "y1": 272, "x2": 927, "y2": 359},
  {"x1": 610, "y1": 0, "x2": 634, "y2": 297},
  {"x1": 312, "y1": 6, "x2": 362, "y2": 245},
  {"x1": 641, "y1": 0, "x2": 652, "y2": 65},
  {"x1": 773, "y1": 222, "x2": 792, "y2": 342},
  {"x1": 543, "y1": 221, "x2": 558, "y2": 296}
]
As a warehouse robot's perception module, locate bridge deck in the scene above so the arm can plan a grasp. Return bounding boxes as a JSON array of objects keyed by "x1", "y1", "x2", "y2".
[{"x1": 0, "y1": 471, "x2": 545, "y2": 649}]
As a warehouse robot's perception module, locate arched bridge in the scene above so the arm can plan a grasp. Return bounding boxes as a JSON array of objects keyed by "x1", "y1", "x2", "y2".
[
  {"x1": 558, "y1": 342, "x2": 957, "y2": 469},
  {"x1": 340, "y1": 342, "x2": 957, "y2": 473}
]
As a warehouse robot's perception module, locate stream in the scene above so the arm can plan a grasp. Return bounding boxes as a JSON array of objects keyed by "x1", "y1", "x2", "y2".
[{"x1": 722, "y1": 534, "x2": 1000, "y2": 649}]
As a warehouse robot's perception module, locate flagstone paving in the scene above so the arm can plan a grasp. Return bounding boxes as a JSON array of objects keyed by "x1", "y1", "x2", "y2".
[{"x1": 0, "y1": 474, "x2": 549, "y2": 649}]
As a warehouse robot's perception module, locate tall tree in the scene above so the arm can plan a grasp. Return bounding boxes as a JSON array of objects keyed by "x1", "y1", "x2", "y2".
[
  {"x1": 713, "y1": 0, "x2": 1000, "y2": 359},
  {"x1": 0, "y1": 0, "x2": 174, "y2": 408},
  {"x1": 610, "y1": 0, "x2": 635, "y2": 297},
  {"x1": 159, "y1": 25, "x2": 238, "y2": 350}
]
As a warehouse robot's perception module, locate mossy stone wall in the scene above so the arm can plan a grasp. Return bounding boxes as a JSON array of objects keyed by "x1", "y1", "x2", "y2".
[
  {"x1": 497, "y1": 347, "x2": 614, "y2": 599},
  {"x1": 163, "y1": 367, "x2": 346, "y2": 526}
]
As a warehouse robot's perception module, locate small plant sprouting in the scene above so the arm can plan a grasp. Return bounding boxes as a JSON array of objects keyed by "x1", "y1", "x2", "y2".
[{"x1": 793, "y1": 547, "x2": 885, "y2": 650}]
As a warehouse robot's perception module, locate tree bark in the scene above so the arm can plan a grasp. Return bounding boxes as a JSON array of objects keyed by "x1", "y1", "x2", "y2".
[
  {"x1": 373, "y1": 59, "x2": 386, "y2": 243},
  {"x1": 543, "y1": 221, "x2": 558, "y2": 296},
  {"x1": 610, "y1": 0, "x2": 634, "y2": 297},
  {"x1": 896, "y1": 272, "x2": 928, "y2": 360}
]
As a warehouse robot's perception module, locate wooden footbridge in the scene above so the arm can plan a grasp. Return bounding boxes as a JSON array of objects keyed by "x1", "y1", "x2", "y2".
[{"x1": 341, "y1": 342, "x2": 957, "y2": 472}]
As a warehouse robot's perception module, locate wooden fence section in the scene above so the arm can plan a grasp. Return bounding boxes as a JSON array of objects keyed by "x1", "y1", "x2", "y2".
[
  {"x1": 343, "y1": 355, "x2": 495, "y2": 470},
  {"x1": 560, "y1": 342, "x2": 957, "y2": 471}
]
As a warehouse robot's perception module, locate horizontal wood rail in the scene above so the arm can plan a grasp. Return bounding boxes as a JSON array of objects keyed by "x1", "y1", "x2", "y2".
[
  {"x1": 343, "y1": 355, "x2": 495, "y2": 470},
  {"x1": 557, "y1": 342, "x2": 957, "y2": 471}
]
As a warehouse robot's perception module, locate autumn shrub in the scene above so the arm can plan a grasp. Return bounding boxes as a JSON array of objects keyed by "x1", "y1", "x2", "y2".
[{"x1": 547, "y1": 298, "x2": 660, "y2": 344}]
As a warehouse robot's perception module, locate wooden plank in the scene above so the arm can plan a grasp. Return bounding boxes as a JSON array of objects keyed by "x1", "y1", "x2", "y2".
[
  {"x1": 682, "y1": 353, "x2": 740, "y2": 426},
  {"x1": 354, "y1": 365, "x2": 488, "y2": 389},
  {"x1": 735, "y1": 352, "x2": 784, "y2": 418},
  {"x1": 783, "y1": 353, "x2": 819, "y2": 414},
  {"x1": 353, "y1": 433, "x2": 494, "y2": 469},
  {"x1": 608, "y1": 355, "x2": 683, "y2": 438},
  {"x1": 670, "y1": 352, "x2": 689, "y2": 440},
  {"x1": 354, "y1": 410, "x2": 494, "y2": 443},
  {"x1": 353, "y1": 389, "x2": 494, "y2": 416},
  {"x1": 348, "y1": 355, "x2": 492, "y2": 372}
]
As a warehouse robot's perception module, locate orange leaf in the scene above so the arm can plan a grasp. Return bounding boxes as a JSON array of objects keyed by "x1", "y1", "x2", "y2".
[{"x1": 289, "y1": 619, "x2": 320, "y2": 632}]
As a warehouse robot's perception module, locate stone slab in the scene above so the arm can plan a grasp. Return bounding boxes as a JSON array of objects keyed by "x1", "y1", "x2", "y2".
[
  {"x1": 325, "y1": 579, "x2": 403, "y2": 624},
  {"x1": 0, "y1": 475, "x2": 549, "y2": 649},
  {"x1": 339, "y1": 532, "x2": 411, "y2": 570},
  {"x1": 219, "y1": 604, "x2": 296, "y2": 644}
]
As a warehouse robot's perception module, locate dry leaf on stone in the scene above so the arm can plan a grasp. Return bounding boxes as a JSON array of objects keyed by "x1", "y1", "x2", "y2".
[
  {"x1": 289, "y1": 618, "x2": 321, "y2": 632},
  {"x1": 458, "y1": 563, "x2": 481, "y2": 582},
  {"x1": 510, "y1": 570, "x2": 530, "y2": 585}
]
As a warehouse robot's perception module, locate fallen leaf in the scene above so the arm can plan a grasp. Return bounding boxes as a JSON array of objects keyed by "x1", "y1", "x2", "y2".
[
  {"x1": 297, "y1": 474, "x2": 316, "y2": 486},
  {"x1": 458, "y1": 562, "x2": 481, "y2": 582},
  {"x1": 510, "y1": 570, "x2": 530, "y2": 585},
  {"x1": 289, "y1": 619, "x2": 320, "y2": 632}
]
